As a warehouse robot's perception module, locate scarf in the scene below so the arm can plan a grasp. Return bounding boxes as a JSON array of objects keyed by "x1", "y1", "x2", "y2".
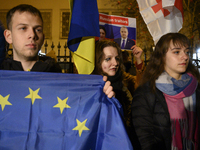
[
  {"x1": 107, "y1": 70, "x2": 133, "y2": 127},
  {"x1": 107, "y1": 70, "x2": 132, "y2": 102},
  {"x1": 156, "y1": 72, "x2": 198, "y2": 150},
  {"x1": 107, "y1": 70, "x2": 123, "y2": 91}
]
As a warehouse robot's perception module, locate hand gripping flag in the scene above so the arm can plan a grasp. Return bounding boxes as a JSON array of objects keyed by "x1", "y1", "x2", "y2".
[
  {"x1": 0, "y1": 70, "x2": 133, "y2": 150},
  {"x1": 136, "y1": 0, "x2": 183, "y2": 43},
  {"x1": 67, "y1": 0, "x2": 100, "y2": 74}
]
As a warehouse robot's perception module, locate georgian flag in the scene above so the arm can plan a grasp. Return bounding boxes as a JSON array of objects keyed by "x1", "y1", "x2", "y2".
[{"x1": 136, "y1": 0, "x2": 183, "y2": 43}]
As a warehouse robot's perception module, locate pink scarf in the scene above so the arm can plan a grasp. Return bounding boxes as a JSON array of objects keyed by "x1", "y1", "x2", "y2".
[{"x1": 156, "y1": 72, "x2": 198, "y2": 150}]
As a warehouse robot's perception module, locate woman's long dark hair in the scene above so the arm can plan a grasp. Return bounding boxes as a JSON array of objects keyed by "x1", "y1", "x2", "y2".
[{"x1": 140, "y1": 33, "x2": 200, "y2": 91}]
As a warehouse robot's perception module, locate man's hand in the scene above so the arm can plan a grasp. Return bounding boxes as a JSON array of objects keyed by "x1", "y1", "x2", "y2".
[{"x1": 103, "y1": 76, "x2": 115, "y2": 98}]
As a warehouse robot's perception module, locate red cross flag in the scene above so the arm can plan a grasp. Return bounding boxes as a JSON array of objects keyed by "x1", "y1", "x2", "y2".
[{"x1": 137, "y1": 0, "x2": 183, "y2": 43}]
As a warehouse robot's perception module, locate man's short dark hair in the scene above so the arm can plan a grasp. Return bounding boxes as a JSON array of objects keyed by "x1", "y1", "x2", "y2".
[{"x1": 6, "y1": 4, "x2": 43, "y2": 30}]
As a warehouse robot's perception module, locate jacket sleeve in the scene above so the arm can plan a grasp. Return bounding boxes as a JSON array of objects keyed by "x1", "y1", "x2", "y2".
[
  {"x1": 131, "y1": 85, "x2": 155, "y2": 150},
  {"x1": 135, "y1": 61, "x2": 145, "y2": 88},
  {"x1": 123, "y1": 61, "x2": 145, "y2": 97}
]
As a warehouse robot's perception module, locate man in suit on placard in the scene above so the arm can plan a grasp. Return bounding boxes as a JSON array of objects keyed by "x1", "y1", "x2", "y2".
[{"x1": 114, "y1": 26, "x2": 135, "y2": 50}]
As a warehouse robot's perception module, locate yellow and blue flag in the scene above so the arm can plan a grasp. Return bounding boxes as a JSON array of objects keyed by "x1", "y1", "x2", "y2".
[
  {"x1": 67, "y1": 0, "x2": 100, "y2": 75},
  {"x1": 0, "y1": 71, "x2": 133, "y2": 150}
]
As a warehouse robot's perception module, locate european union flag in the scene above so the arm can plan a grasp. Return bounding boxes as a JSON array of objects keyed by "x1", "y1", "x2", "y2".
[{"x1": 0, "y1": 71, "x2": 133, "y2": 150}]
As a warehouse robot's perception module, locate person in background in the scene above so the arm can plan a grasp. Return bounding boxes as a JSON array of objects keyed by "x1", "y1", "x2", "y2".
[
  {"x1": 1, "y1": 4, "x2": 115, "y2": 98},
  {"x1": 0, "y1": 20, "x2": 6, "y2": 65},
  {"x1": 114, "y1": 26, "x2": 135, "y2": 50},
  {"x1": 122, "y1": 50, "x2": 132, "y2": 73},
  {"x1": 96, "y1": 25, "x2": 107, "y2": 43},
  {"x1": 132, "y1": 33, "x2": 200, "y2": 150},
  {"x1": 99, "y1": 26, "x2": 106, "y2": 41},
  {"x1": 93, "y1": 40, "x2": 144, "y2": 146}
]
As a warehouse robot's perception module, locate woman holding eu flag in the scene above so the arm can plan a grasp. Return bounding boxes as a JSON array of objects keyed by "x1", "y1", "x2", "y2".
[{"x1": 93, "y1": 40, "x2": 144, "y2": 148}]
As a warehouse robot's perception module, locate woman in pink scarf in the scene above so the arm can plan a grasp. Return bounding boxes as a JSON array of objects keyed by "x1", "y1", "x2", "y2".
[{"x1": 131, "y1": 33, "x2": 200, "y2": 150}]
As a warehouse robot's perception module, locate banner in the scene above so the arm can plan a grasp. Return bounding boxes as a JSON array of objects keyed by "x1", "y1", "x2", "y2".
[
  {"x1": 98, "y1": 13, "x2": 136, "y2": 50},
  {"x1": 0, "y1": 70, "x2": 133, "y2": 150}
]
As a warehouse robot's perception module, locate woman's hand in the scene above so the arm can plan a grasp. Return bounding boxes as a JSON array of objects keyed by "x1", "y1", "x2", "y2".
[{"x1": 103, "y1": 76, "x2": 115, "y2": 98}]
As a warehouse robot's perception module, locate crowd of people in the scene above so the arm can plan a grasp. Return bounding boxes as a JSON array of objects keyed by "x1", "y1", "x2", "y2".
[{"x1": 0, "y1": 4, "x2": 200, "y2": 150}]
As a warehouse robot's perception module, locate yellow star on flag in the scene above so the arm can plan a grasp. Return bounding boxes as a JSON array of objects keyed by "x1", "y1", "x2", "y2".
[
  {"x1": 53, "y1": 97, "x2": 71, "y2": 114},
  {"x1": 72, "y1": 119, "x2": 90, "y2": 137},
  {"x1": 0, "y1": 94, "x2": 12, "y2": 111},
  {"x1": 25, "y1": 88, "x2": 42, "y2": 104}
]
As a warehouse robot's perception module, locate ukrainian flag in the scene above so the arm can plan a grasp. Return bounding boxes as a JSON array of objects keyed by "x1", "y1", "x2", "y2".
[{"x1": 67, "y1": 0, "x2": 100, "y2": 74}]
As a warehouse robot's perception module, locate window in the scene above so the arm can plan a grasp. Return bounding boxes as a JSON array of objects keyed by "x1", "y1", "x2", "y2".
[
  {"x1": 60, "y1": 10, "x2": 70, "y2": 39},
  {"x1": 40, "y1": 10, "x2": 52, "y2": 39}
]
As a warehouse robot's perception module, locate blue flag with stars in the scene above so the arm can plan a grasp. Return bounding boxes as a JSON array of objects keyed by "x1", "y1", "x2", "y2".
[{"x1": 0, "y1": 70, "x2": 133, "y2": 150}]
